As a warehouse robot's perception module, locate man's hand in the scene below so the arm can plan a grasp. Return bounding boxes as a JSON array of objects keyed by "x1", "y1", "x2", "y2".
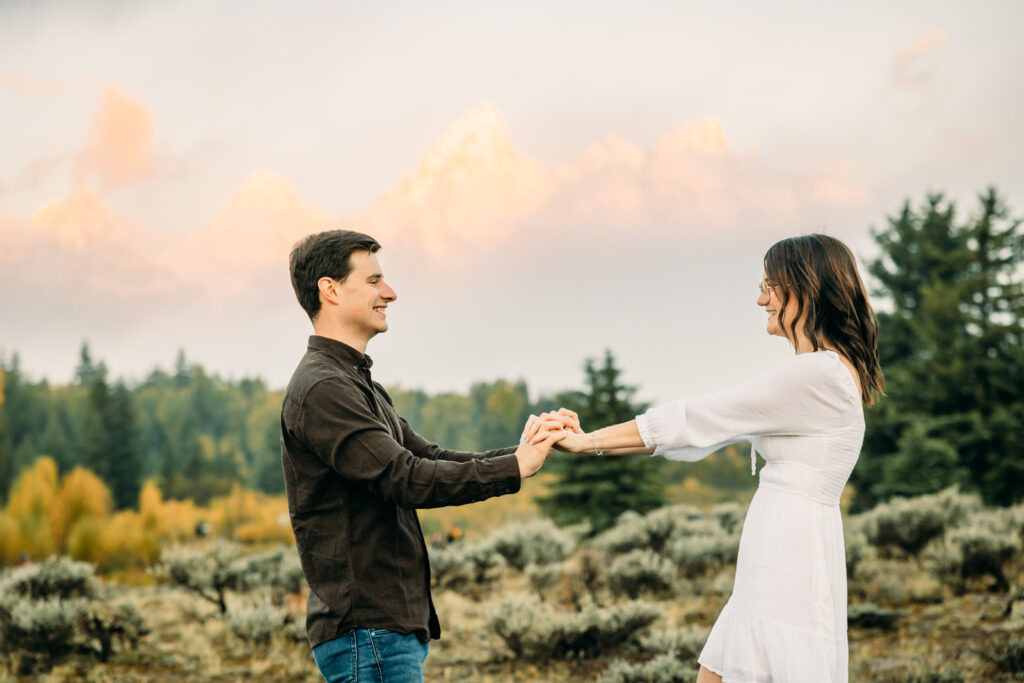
[
  {"x1": 520, "y1": 408, "x2": 583, "y2": 446},
  {"x1": 515, "y1": 419, "x2": 566, "y2": 478}
]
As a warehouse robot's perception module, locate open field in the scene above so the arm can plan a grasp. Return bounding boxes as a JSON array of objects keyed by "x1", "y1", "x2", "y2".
[{"x1": 3, "y1": 487, "x2": 1022, "y2": 681}]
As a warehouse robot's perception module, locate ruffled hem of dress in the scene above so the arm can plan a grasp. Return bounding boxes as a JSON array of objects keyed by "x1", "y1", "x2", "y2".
[{"x1": 698, "y1": 607, "x2": 846, "y2": 683}]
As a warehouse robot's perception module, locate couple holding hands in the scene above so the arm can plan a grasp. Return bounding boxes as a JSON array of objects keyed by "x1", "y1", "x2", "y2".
[{"x1": 281, "y1": 229, "x2": 882, "y2": 683}]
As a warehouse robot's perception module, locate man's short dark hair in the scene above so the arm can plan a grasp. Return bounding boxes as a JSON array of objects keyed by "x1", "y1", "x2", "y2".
[{"x1": 289, "y1": 230, "x2": 381, "y2": 321}]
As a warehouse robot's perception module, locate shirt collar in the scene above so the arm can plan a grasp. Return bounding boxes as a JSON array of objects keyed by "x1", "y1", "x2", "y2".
[{"x1": 307, "y1": 335, "x2": 374, "y2": 370}]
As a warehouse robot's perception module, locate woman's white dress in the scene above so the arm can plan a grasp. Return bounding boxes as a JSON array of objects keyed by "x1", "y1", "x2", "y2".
[{"x1": 635, "y1": 349, "x2": 864, "y2": 683}]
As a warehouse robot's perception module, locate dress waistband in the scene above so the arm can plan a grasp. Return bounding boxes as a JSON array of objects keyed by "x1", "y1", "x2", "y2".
[{"x1": 758, "y1": 461, "x2": 841, "y2": 506}]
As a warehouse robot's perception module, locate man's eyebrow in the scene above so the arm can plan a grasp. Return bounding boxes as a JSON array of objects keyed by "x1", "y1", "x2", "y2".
[{"x1": 367, "y1": 272, "x2": 382, "y2": 280}]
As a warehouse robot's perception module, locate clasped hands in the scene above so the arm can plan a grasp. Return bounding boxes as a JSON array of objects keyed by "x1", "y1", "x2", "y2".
[{"x1": 513, "y1": 408, "x2": 592, "y2": 478}]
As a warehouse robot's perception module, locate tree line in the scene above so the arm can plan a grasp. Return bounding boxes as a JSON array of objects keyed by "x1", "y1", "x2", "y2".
[{"x1": 1, "y1": 187, "x2": 1021, "y2": 521}]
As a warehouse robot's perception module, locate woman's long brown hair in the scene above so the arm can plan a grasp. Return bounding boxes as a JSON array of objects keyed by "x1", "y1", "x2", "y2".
[{"x1": 764, "y1": 234, "x2": 885, "y2": 406}]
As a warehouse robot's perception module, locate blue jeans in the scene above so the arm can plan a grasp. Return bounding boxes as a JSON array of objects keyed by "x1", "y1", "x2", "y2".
[{"x1": 312, "y1": 628, "x2": 429, "y2": 682}]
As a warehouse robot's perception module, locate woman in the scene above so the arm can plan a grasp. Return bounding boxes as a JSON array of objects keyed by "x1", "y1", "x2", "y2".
[{"x1": 531, "y1": 234, "x2": 883, "y2": 682}]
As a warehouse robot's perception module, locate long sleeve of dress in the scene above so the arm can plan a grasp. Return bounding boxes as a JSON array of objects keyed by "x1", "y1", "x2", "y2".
[{"x1": 635, "y1": 352, "x2": 850, "y2": 463}]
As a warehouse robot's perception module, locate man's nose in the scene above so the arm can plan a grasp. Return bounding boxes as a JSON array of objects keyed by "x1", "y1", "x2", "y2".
[{"x1": 382, "y1": 282, "x2": 397, "y2": 301}]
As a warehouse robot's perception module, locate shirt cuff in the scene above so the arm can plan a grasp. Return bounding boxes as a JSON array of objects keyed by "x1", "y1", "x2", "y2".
[
  {"x1": 635, "y1": 412, "x2": 658, "y2": 450},
  {"x1": 489, "y1": 453, "x2": 523, "y2": 495}
]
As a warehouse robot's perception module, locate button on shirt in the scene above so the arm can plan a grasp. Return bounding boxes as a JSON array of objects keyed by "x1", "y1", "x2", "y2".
[{"x1": 281, "y1": 335, "x2": 522, "y2": 647}]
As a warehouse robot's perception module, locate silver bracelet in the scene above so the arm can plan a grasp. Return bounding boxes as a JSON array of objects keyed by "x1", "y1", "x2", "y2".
[{"x1": 589, "y1": 433, "x2": 605, "y2": 456}]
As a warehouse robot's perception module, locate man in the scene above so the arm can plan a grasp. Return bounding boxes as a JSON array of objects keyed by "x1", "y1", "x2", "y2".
[{"x1": 281, "y1": 230, "x2": 564, "y2": 682}]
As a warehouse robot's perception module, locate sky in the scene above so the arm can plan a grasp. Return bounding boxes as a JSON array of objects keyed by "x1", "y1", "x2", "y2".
[{"x1": 1, "y1": 0, "x2": 1022, "y2": 406}]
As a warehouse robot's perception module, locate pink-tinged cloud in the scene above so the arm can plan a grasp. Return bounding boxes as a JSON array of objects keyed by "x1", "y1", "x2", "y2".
[
  {"x1": 22, "y1": 189, "x2": 169, "y2": 296},
  {"x1": 75, "y1": 85, "x2": 158, "y2": 191},
  {"x1": 32, "y1": 188, "x2": 126, "y2": 250},
  {"x1": 167, "y1": 171, "x2": 334, "y2": 292},
  {"x1": 5, "y1": 103, "x2": 869, "y2": 305},
  {"x1": 343, "y1": 108, "x2": 868, "y2": 250},
  {"x1": 0, "y1": 68, "x2": 59, "y2": 96},
  {"x1": 551, "y1": 117, "x2": 865, "y2": 233},
  {"x1": 891, "y1": 27, "x2": 948, "y2": 87},
  {"x1": 348, "y1": 103, "x2": 553, "y2": 253}
]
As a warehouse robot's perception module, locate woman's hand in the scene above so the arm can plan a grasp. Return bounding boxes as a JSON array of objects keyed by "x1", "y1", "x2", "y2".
[{"x1": 520, "y1": 408, "x2": 583, "y2": 444}]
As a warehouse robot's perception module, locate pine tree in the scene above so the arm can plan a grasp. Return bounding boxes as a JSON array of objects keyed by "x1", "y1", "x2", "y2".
[
  {"x1": 855, "y1": 189, "x2": 1024, "y2": 508},
  {"x1": 104, "y1": 383, "x2": 142, "y2": 509},
  {"x1": 537, "y1": 350, "x2": 666, "y2": 532}
]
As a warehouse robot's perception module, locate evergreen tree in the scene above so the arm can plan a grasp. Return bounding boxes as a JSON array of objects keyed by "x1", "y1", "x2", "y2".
[
  {"x1": 105, "y1": 383, "x2": 142, "y2": 509},
  {"x1": 855, "y1": 189, "x2": 1024, "y2": 508},
  {"x1": 80, "y1": 372, "x2": 142, "y2": 509},
  {"x1": 537, "y1": 350, "x2": 666, "y2": 532}
]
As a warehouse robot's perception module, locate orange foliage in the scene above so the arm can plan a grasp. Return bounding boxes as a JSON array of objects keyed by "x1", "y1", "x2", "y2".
[
  {"x1": 6, "y1": 456, "x2": 58, "y2": 519},
  {"x1": 50, "y1": 466, "x2": 112, "y2": 548},
  {"x1": 208, "y1": 484, "x2": 293, "y2": 544},
  {"x1": 0, "y1": 512, "x2": 19, "y2": 564},
  {"x1": 67, "y1": 515, "x2": 105, "y2": 565},
  {"x1": 0, "y1": 456, "x2": 296, "y2": 570}
]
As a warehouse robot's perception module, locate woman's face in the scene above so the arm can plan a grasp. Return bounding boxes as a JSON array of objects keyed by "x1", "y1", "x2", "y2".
[{"x1": 757, "y1": 274, "x2": 790, "y2": 339}]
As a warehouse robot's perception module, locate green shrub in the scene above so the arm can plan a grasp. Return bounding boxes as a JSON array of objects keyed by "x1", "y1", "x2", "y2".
[
  {"x1": 924, "y1": 510, "x2": 1021, "y2": 593},
  {"x1": 0, "y1": 595, "x2": 84, "y2": 673},
  {"x1": 632, "y1": 625, "x2": 707, "y2": 660},
  {"x1": 847, "y1": 603, "x2": 906, "y2": 630},
  {"x1": 81, "y1": 598, "x2": 148, "y2": 662},
  {"x1": 665, "y1": 533, "x2": 740, "y2": 578},
  {"x1": 595, "y1": 505, "x2": 709, "y2": 556},
  {"x1": 155, "y1": 541, "x2": 307, "y2": 613},
  {"x1": 856, "y1": 487, "x2": 982, "y2": 556},
  {"x1": 487, "y1": 595, "x2": 659, "y2": 661},
  {"x1": 710, "y1": 502, "x2": 746, "y2": 535},
  {"x1": 607, "y1": 549, "x2": 675, "y2": 598},
  {"x1": 429, "y1": 540, "x2": 505, "y2": 593},
  {"x1": 0, "y1": 557, "x2": 146, "y2": 674},
  {"x1": 525, "y1": 562, "x2": 564, "y2": 599},
  {"x1": 235, "y1": 547, "x2": 306, "y2": 600},
  {"x1": 228, "y1": 598, "x2": 288, "y2": 645},
  {"x1": 1, "y1": 556, "x2": 99, "y2": 599},
  {"x1": 844, "y1": 528, "x2": 875, "y2": 580},
  {"x1": 486, "y1": 518, "x2": 578, "y2": 570},
  {"x1": 601, "y1": 653, "x2": 697, "y2": 683},
  {"x1": 154, "y1": 540, "x2": 246, "y2": 614}
]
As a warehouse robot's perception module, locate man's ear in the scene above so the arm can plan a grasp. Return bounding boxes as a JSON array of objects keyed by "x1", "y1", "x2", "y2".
[{"x1": 317, "y1": 277, "x2": 339, "y2": 307}]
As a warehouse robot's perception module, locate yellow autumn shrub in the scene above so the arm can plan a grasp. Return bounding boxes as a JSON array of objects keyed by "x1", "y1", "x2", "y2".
[
  {"x1": 50, "y1": 466, "x2": 112, "y2": 549},
  {"x1": 0, "y1": 512, "x2": 20, "y2": 565},
  {"x1": 6, "y1": 456, "x2": 58, "y2": 519},
  {"x1": 67, "y1": 514, "x2": 105, "y2": 565},
  {"x1": 99, "y1": 510, "x2": 160, "y2": 570}
]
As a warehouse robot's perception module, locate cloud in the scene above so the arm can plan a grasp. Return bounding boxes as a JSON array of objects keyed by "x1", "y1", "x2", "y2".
[
  {"x1": 345, "y1": 108, "x2": 868, "y2": 253},
  {"x1": 74, "y1": 85, "x2": 159, "y2": 191},
  {"x1": 5, "y1": 102, "x2": 869, "y2": 308},
  {"x1": 18, "y1": 189, "x2": 171, "y2": 297},
  {"x1": 0, "y1": 68, "x2": 59, "y2": 96},
  {"x1": 891, "y1": 28, "x2": 948, "y2": 88},
  {"x1": 347, "y1": 103, "x2": 553, "y2": 253},
  {"x1": 550, "y1": 118, "x2": 866, "y2": 234},
  {"x1": 167, "y1": 171, "x2": 335, "y2": 292}
]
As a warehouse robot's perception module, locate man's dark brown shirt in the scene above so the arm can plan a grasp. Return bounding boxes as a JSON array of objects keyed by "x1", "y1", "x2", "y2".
[{"x1": 281, "y1": 335, "x2": 521, "y2": 647}]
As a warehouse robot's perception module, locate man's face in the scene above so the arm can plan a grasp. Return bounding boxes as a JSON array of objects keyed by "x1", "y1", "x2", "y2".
[{"x1": 331, "y1": 250, "x2": 397, "y2": 339}]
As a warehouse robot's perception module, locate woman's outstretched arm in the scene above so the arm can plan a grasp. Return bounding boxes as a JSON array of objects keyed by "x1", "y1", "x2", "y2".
[{"x1": 525, "y1": 417, "x2": 655, "y2": 456}]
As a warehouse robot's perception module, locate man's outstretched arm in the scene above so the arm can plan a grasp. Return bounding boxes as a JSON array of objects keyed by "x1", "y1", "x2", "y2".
[{"x1": 293, "y1": 378, "x2": 559, "y2": 509}]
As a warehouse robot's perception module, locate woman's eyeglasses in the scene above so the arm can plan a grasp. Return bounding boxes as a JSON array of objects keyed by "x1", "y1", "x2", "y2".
[{"x1": 757, "y1": 281, "x2": 788, "y2": 296}]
